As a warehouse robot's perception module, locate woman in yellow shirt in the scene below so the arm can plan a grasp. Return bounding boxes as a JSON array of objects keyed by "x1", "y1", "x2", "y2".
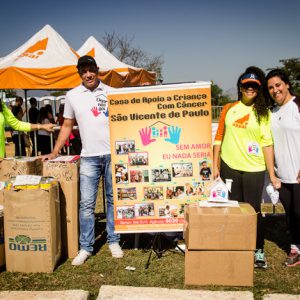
[{"x1": 213, "y1": 66, "x2": 279, "y2": 269}]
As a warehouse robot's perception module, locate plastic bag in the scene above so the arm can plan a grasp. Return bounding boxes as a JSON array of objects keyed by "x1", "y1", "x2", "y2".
[{"x1": 266, "y1": 183, "x2": 279, "y2": 205}]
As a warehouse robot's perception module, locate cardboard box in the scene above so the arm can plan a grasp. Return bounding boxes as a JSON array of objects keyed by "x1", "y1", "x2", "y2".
[
  {"x1": 0, "y1": 157, "x2": 42, "y2": 181},
  {"x1": 0, "y1": 205, "x2": 4, "y2": 267},
  {"x1": 184, "y1": 203, "x2": 257, "y2": 250},
  {"x1": 0, "y1": 183, "x2": 4, "y2": 205},
  {"x1": 185, "y1": 249, "x2": 254, "y2": 286},
  {"x1": 4, "y1": 182, "x2": 61, "y2": 273},
  {"x1": 42, "y1": 156, "x2": 79, "y2": 258}
]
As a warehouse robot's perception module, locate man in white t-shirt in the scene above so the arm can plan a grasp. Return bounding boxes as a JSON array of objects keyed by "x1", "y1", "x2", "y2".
[{"x1": 41, "y1": 55, "x2": 123, "y2": 265}]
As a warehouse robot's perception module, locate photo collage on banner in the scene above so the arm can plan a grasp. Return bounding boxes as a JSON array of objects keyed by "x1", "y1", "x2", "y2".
[{"x1": 107, "y1": 82, "x2": 212, "y2": 233}]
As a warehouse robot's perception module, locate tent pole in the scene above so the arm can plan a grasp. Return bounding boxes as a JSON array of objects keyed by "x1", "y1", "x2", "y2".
[{"x1": 24, "y1": 89, "x2": 28, "y2": 122}]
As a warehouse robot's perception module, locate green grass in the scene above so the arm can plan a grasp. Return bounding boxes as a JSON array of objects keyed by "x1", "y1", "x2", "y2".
[{"x1": 1, "y1": 204, "x2": 300, "y2": 300}]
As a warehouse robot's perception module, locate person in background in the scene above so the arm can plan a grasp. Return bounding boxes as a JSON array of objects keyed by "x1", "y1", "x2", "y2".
[
  {"x1": 37, "y1": 107, "x2": 52, "y2": 155},
  {"x1": 45, "y1": 104, "x2": 55, "y2": 124},
  {"x1": 0, "y1": 98, "x2": 54, "y2": 158},
  {"x1": 56, "y1": 103, "x2": 82, "y2": 155},
  {"x1": 28, "y1": 97, "x2": 39, "y2": 156},
  {"x1": 213, "y1": 66, "x2": 279, "y2": 269},
  {"x1": 41, "y1": 55, "x2": 123, "y2": 265},
  {"x1": 265, "y1": 69, "x2": 300, "y2": 267},
  {"x1": 11, "y1": 96, "x2": 26, "y2": 156}
]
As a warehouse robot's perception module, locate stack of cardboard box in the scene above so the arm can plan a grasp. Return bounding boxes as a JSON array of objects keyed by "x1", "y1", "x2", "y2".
[
  {"x1": 184, "y1": 203, "x2": 257, "y2": 286},
  {"x1": 0, "y1": 155, "x2": 80, "y2": 272}
]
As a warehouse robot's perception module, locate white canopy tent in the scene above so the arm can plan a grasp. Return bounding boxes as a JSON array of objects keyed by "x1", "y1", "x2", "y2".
[
  {"x1": 77, "y1": 36, "x2": 136, "y2": 72},
  {"x1": 77, "y1": 36, "x2": 155, "y2": 87},
  {"x1": 0, "y1": 24, "x2": 80, "y2": 90}
]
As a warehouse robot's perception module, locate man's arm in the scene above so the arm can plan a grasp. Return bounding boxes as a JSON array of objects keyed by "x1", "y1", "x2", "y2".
[{"x1": 40, "y1": 118, "x2": 75, "y2": 161}]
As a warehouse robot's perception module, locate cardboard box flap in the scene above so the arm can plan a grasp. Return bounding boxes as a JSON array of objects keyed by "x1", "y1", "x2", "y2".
[{"x1": 185, "y1": 203, "x2": 256, "y2": 221}]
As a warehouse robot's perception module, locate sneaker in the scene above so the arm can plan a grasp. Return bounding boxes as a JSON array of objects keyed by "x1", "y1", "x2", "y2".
[
  {"x1": 109, "y1": 243, "x2": 124, "y2": 258},
  {"x1": 254, "y1": 249, "x2": 267, "y2": 269},
  {"x1": 71, "y1": 249, "x2": 91, "y2": 266},
  {"x1": 284, "y1": 249, "x2": 300, "y2": 267}
]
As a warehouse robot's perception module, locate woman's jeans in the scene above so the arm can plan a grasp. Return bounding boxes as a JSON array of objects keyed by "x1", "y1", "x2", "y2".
[{"x1": 80, "y1": 155, "x2": 120, "y2": 253}]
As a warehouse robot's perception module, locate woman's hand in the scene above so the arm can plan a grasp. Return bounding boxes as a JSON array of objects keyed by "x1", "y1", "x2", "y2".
[
  {"x1": 41, "y1": 123, "x2": 55, "y2": 132},
  {"x1": 270, "y1": 175, "x2": 281, "y2": 189},
  {"x1": 213, "y1": 165, "x2": 220, "y2": 179}
]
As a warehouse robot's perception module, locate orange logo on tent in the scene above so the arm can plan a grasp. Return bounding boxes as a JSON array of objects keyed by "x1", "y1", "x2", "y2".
[
  {"x1": 18, "y1": 38, "x2": 48, "y2": 59},
  {"x1": 86, "y1": 48, "x2": 95, "y2": 57},
  {"x1": 233, "y1": 114, "x2": 250, "y2": 128}
]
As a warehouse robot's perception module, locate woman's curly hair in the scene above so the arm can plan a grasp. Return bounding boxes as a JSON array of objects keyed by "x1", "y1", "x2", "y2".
[{"x1": 237, "y1": 66, "x2": 270, "y2": 124}]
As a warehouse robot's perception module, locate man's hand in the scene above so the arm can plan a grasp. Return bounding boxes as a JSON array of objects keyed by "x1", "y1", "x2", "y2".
[{"x1": 39, "y1": 152, "x2": 58, "y2": 162}]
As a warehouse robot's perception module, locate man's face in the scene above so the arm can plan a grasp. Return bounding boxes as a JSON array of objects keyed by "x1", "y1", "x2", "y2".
[{"x1": 78, "y1": 64, "x2": 99, "y2": 91}]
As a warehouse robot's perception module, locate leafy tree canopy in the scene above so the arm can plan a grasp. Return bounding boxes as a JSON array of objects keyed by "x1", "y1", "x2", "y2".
[
  {"x1": 279, "y1": 58, "x2": 300, "y2": 94},
  {"x1": 101, "y1": 32, "x2": 164, "y2": 82},
  {"x1": 211, "y1": 82, "x2": 231, "y2": 106}
]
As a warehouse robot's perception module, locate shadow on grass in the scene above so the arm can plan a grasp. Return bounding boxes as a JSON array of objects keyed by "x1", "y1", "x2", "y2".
[
  {"x1": 93, "y1": 214, "x2": 183, "y2": 255},
  {"x1": 264, "y1": 213, "x2": 290, "y2": 253}
]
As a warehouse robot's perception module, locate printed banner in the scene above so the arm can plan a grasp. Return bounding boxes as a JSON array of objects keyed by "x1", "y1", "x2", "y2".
[{"x1": 107, "y1": 82, "x2": 212, "y2": 233}]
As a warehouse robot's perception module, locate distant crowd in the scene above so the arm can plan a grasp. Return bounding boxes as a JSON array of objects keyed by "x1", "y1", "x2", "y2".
[{"x1": 8, "y1": 96, "x2": 81, "y2": 156}]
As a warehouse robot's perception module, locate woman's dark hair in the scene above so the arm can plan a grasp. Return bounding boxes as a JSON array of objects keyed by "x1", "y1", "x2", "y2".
[
  {"x1": 237, "y1": 66, "x2": 269, "y2": 124},
  {"x1": 45, "y1": 104, "x2": 53, "y2": 114},
  {"x1": 38, "y1": 107, "x2": 48, "y2": 123},
  {"x1": 264, "y1": 69, "x2": 295, "y2": 107},
  {"x1": 12, "y1": 105, "x2": 22, "y2": 117}
]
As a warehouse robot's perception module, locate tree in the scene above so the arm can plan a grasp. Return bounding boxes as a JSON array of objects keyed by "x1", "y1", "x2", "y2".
[
  {"x1": 279, "y1": 58, "x2": 300, "y2": 94},
  {"x1": 3, "y1": 89, "x2": 17, "y2": 98},
  {"x1": 100, "y1": 32, "x2": 164, "y2": 82},
  {"x1": 50, "y1": 91, "x2": 66, "y2": 97},
  {"x1": 211, "y1": 82, "x2": 231, "y2": 106}
]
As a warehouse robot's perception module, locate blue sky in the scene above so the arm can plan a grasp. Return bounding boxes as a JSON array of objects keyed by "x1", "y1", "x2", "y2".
[{"x1": 1, "y1": 0, "x2": 300, "y2": 93}]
